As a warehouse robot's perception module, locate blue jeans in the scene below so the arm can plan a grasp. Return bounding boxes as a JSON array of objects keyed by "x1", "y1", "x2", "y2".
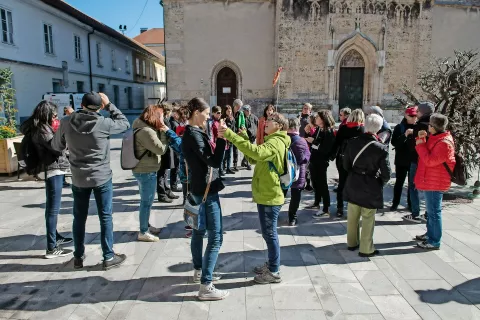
[
  {"x1": 45, "y1": 174, "x2": 64, "y2": 251},
  {"x1": 72, "y1": 179, "x2": 114, "y2": 260},
  {"x1": 133, "y1": 172, "x2": 157, "y2": 233},
  {"x1": 223, "y1": 147, "x2": 232, "y2": 171},
  {"x1": 425, "y1": 191, "x2": 443, "y2": 247},
  {"x1": 191, "y1": 193, "x2": 223, "y2": 284},
  {"x1": 409, "y1": 162, "x2": 421, "y2": 217},
  {"x1": 257, "y1": 204, "x2": 281, "y2": 273}
]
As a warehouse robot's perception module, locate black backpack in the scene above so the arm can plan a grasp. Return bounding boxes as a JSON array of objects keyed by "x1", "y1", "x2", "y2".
[
  {"x1": 21, "y1": 133, "x2": 42, "y2": 175},
  {"x1": 434, "y1": 139, "x2": 468, "y2": 186}
]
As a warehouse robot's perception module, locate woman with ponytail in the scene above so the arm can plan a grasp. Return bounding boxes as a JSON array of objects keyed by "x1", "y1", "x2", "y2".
[{"x1": 181, "y1": 97, "x2": 228, "y2": 301}]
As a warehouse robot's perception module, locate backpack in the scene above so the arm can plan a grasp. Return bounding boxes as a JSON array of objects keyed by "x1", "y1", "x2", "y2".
[
  {"x1": 434, "y1": 139, "x2": 468, "y2": 186},
  {"x1": 120, "y1": 128, "x2": 149, "y2": 170},
  {"x1": 269, "y1": 139, "x2": 299, "y2": 190},
  {"x1": 21, "y1": 133, "x2": 42, "y2": 175}
]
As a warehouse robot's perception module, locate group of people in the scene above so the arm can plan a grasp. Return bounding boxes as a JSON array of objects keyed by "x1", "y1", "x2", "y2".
[{"x1": 20, "y1": 91, "x2": 456, "y2": 302}]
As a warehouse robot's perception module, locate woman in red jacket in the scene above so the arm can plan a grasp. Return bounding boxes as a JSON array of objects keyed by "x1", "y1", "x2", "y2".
[
  {"x1": 256, "y1": 104, "x2": 275, "y2": 145},
  {"x1": 414, "y1": 113, "x2": 455, "y2": 250}
]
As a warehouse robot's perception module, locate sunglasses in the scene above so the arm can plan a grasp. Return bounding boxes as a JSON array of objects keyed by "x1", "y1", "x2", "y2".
[
  {"x1": 215, "y1": 112, "x2": 221, "y2": 114},
  {"x1": 407, "y1": 115, "x2": 417, "y2": 118}
]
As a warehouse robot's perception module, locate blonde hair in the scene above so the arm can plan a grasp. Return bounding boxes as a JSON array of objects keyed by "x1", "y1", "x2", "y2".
[
  {"x1": 347, "y1": 109, "x2": 365, "y2": 124},
  {"x1": 304, "y1": 103, "x2": 313, "y2": 110}
]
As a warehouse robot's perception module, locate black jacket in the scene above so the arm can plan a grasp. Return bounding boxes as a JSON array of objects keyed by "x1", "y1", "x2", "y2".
[
  {"x1": 20, "y1": 123, "x2": 69, "y2": 173},
  {"x1": 245, "y1": 114, "x2": 258, "y2": 143},
  {"x1": 182, "y1": 125, "x2": 226, "y2": 196},
  {"x1": 299, "y1": 114, "x2": 310, "y2": 138},
  {"x1": 332, "y1": 124, "x2": 365, "y2": 161},
  {"x1": 409, "y1": 113, "x2": 431, "y2": 163},
  {"x1": 391, "y1": 119, "x2": 415, "y2": 167},
  {"x1": 224, "y1": 117, "x2": 236, "y2": 147},
  {"x1": 343, "y1": 133, "x2": 391, "y2": 209},
  {"x1": 310, "y1": 128, "x2": 335, "y2": 167}
]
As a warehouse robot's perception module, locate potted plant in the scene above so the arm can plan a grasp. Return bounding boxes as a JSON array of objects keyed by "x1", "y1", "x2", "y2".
[{"x1": 0, "y1": 67, "x2": 22, "y2": 175}]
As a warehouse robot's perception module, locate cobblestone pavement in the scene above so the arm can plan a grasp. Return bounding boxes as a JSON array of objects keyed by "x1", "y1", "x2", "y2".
[{"x1": 0, "y1": 138, "x2": 479, "y2": 320}]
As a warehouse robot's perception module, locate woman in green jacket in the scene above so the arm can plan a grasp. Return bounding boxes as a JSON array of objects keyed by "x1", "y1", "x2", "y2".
[
  {"x1": 132, "y1": 105, "x2": 169, "y2": 242},
  {"x1": 218, "y1": 112, "x2": 290, "y2": 284}
]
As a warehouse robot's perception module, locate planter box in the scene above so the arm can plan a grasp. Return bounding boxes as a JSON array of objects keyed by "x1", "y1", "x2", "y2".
[{"x1": 0, "y1": 136, "x2": 23, "y2": 175}]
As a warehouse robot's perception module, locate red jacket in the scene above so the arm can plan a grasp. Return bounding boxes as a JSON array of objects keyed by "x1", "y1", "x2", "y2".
[
  {"x1": 257, "y1": 117, "x2": 266, "y2": 145},
  {"x1": 414, "y1": 131, "x2": 456, "y2": 192}
]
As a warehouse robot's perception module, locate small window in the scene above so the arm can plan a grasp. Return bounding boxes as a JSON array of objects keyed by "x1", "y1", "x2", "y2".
[
  {"x1": 77, "y1": 81, "x2": 84, "y2": 93},
  {"x1": 135, "y1": 58, "x2": 140, "y2": 75},
  {"x1": 1, "y1": 8, "x2": 14, "y2": 45},
  {"x1": 111, "y1": 49, "x2": 116, "y2": 71},
  {"x1": 43, "y1": 23, "x2": 54, "y2": 54},
  {"x1": 149, "y1": 62, "x2": 154, "y2": 80},
  {"x1": 142, "y1": 60, "x2": 146, "y2": 78},
  {"x1": 96, "y1": 42, "x2": 102, "y2": 67},
  {"x1": 98, "y1": 83, "x2": 105, "y2": 93},
  {"x1": 52, "y1": 79, "x2": 62, "y2": 93},
  {"x1": 113, "y1": 85, "x2": 119, "y2": 106},
  {"x1": 125, "y1": 55, "x2": 130, "y2": 74},
  {"x1": 74, "y1": 35, "x2": 82, "y2": 61}
]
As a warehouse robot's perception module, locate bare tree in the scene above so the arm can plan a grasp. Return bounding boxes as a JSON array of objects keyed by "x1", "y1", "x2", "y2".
[{"x1": 396, "y1": 50, "x2": 480, "y2": 177}]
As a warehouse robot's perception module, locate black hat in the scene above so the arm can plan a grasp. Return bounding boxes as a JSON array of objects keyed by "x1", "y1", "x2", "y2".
[{"x1": 82, "y1": 91, "x2": 102, "y2": 111}]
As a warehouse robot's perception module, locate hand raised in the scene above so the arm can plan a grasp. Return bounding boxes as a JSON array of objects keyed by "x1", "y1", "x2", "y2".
[
  {"x1": 418, "y1": 130, "x2": 427, "y2": 139},
  {"x1": 99, "y1": 93, "x2": 110, "y2": 107}
]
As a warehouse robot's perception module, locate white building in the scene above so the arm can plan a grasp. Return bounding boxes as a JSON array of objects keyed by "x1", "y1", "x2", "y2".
[{"x1": 0, "y1": 0, "x2": 165, "y2": 123}]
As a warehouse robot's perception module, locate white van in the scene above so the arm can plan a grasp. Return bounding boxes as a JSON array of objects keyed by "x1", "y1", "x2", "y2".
[{"x1": 42, "y1": 93, "x2": 85, "y2": 119}]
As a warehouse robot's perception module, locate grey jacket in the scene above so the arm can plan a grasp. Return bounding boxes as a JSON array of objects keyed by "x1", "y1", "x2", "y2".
[{"x1": 51, "y1": 103, "x2": 130, "y2": 188}]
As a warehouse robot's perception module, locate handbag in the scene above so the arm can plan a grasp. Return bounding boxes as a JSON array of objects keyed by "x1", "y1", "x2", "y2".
[{"x1": 183, "y1": 163, "x2": 213, "y2": 230}]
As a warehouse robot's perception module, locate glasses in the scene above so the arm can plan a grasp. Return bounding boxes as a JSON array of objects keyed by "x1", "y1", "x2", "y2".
[{"x1": 215, "y1": 112, "x2": 221, "y2": 114}]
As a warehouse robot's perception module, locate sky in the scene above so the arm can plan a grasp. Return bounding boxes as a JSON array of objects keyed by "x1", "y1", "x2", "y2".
[{"x1": 64, "y1": 0, "x2": 164, "y2": 37}]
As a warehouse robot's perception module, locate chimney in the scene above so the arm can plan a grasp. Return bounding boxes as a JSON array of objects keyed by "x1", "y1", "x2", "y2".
[{"x1": 140, "y1": 28, "x2": 148, "y2": 33}]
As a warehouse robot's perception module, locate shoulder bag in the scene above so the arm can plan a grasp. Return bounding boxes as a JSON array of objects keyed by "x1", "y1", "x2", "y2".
[{"x1": 183, "y1": 163, "x2": 213, "y2": 230}]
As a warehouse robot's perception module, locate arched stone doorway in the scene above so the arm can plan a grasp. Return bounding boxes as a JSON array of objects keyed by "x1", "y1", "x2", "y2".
[
  {"x1": 216, "y1": 67, "x2": 237, "y2": 108},
  {"x1": 338, "y1": 49, "x2": 365, "y2": 110}
]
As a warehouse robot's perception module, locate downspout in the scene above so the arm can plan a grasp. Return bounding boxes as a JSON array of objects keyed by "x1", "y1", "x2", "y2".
[
  {"x1": 160, "y1": 0, "x2": 167, "y2": 100},
  {"x1": 87, "y1": 28, "x2": 95, "y2": 91}
]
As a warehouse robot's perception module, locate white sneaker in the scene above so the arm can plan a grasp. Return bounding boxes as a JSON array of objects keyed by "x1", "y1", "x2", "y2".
[
  {"x1": 45, "y1": 247, "x2": 73, "y2": 259},
  {"x1": 137, "y1": 231, "x2": 159, "y2": 242},
  {"x1": 148, "y1": 226, "x2": 162, "y2": 234},
  {"x1": 198, "y1": 283, "x2": 229, "y2": 301},
  {"x1": 193, "y1": 269, "x2": 222, "y2": 283},
  {"x1": 313, "y1": 211, "x2": 329, "y2": 219}
]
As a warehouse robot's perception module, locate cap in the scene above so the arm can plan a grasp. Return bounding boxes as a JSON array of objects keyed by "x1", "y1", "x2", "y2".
[
  {"x1": 405, "y1": 106, "x2": 418, "y2": 116},
  {"x1": 82, "y1": 91, "x2": 103, "y2": 111},
  {"x1": 369, "y1": 106, "x2": 384, "y2": 117},
  {"x1": 242, "y1": 105, "x2": 251, "y2": 111},
  {"x1": 418, "y1": 101, "x2": 435, "y2": 115}
]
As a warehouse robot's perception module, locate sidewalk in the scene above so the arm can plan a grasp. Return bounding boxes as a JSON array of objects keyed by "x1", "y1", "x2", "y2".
[{"x1": 0, "y1": 138, "x2": 479, "y2": 320}]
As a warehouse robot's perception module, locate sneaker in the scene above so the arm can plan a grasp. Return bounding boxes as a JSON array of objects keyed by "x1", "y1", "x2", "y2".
[
  {"x1": 254, "y1": 270, "x2": 282, "y2": 284},
  {"x1": 103, "y1": 253, "x2": 127, "y2": 270},
  {"x1": 336, "y1": 210, "x2": 344, "y2": 218},
  {"x1": 358, "y1": 250, "x2": 379, "y2": 257},
  {"x1": 138, "y1": 231, "x2": 160, "y2": 242},
  {"x1": 171, "y1": 185, "x2": 183, "y2": 193},
  {"x1": 45, "y1": 247, "x2": 73, "y2": 259},
  {"x1": 390, "y1": 204, "x2": 399, "y2": 211},
  {"x1": 232, "y1": 167, "x2": 239, "y2": 172},
  {"x1": 253, "y1": 262, "x2": 269, "y2": 274},
  {"x1": 417, "y1": 241, "x2": 440, "y2": 250},
  {"x1": 74, "y1": 254, "x2": 85, "y2": 269},
  {"x1": 305, "y1": 204, "x2": 320, "y2": 210},
  {"x1": 415, "y1": 233, "x2": 427, "y2": 241},
  {"x1": 184, "y1": 225, "x2": 193, "y2": 230},
  {"x1": 148, "y1": 225, "x2": 162, "y2": 235},
  {"x1": 158, "y1": 196, "x2": 173, "y2": 203},
  {"x1": 198, "y1": 283, "x2": 229, "y2": 301},
  {"x1": 347, "y1": 245, "x2": 359, "y2": 251},
  {"x1": 193, "y1": 269, "x2": 222, "y2": 283},
  {"x1": 245, "y1": 165, "x2": 252, "y2": 171},
  {"x1": 402, "y1": 214, "x2": 422, "y2": 223},
  {"x1": 185, "y1": 231, "x2": 193, "y2": 238},
  {"x1": 167, "y1": 191, "x2": 180, "y2": 199},
  {"x1": 226, "y1": 169, "x2": 235, "y2": 174},
  {"x1": 313, "y1": 211, "x2": 329, "y2": 219},
  {"x1": 56, "y1": 235, "x2": 73, "y2": 246},
  {"x1": 419, "y1": 214, "x2": 427, "y2": 223},
  {"x1": 289, "y1": 219, "x2": 297, "y2": 227}
]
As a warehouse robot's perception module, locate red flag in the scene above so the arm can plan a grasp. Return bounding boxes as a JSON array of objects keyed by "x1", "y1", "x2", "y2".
[{"x1": 273, "y1": 67, "x2": 283, "y2": 87}]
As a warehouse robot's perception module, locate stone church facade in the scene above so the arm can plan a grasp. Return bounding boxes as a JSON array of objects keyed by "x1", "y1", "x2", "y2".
[{"x1": 163, "y1": 0, "x2": 480, "y2": 119}]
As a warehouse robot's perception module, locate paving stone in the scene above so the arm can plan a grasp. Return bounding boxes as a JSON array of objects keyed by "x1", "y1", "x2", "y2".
[
  {"x1": 370, "y1": 295, "x2": 421, "y2": 320},
  {"x1": 354, "y1": 271, "x2": 399, "y2": 296},
  {"x1": 275, "y1": 310, "x2": 327, "y2": 320},
  {"x1": 329, "y1": 283, "x2": 378, "y2": 314}
]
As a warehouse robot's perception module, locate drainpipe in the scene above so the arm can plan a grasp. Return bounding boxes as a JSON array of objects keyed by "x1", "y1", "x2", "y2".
[
  {"x1": 87, "y1": 29, "x2": 95, "y2": 91},
  {"x1": 160, "y1": 0, "x2": 167, "y2": 100}
]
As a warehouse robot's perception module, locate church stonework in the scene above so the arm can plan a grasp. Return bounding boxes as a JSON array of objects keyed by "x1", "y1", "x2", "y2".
[{"x1": 162, "y1": 0, "x2": 477, "y2": 120}]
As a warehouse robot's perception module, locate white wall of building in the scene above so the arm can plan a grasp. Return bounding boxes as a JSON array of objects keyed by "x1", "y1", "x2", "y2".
[{"x1": 0, "y1": 0, "x2": 152, "y2": 121}]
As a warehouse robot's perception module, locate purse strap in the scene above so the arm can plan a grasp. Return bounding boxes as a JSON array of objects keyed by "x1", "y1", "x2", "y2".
[
  {"x1": 185, "y1": 161, "x2": 213, "y2": 203},
  {"x1": 353, "y1": 140, "x2": 376, "y2": 167}
]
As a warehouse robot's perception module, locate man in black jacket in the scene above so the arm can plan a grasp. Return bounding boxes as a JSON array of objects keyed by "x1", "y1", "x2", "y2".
[
  {"x1": 390, "y1": 106, "x2": 418, "y2": 211},
  {"x1": 403, "y1": 101, "x2": 435, "y2": 223},
  {"x1": 343, "y1": 114, "x2": 391, "y2": 257},
  {"x1": 241, "y1": 105, "x2": 258, "y2": 170}
]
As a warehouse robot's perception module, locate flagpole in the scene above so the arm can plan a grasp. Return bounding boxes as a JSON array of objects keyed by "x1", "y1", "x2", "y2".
[{"x1": 276, "y1": 73, "x2": 280, "y2": 112}]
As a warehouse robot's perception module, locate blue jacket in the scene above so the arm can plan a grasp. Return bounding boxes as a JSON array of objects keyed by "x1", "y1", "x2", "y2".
[{"x1": 165, "y1": 129, "x2": 189, "y2": 183}]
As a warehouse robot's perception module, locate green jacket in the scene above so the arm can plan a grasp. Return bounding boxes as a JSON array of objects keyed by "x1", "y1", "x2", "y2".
[
  {"x1": 132, "y1": 119, "x2": 168, "y2": 173},
  {"x1": 235, "y1": 111, "x2": 246, "y2": 130},
  {"x1": 224, "y1": 129, "x2": 291, "y2": 206}
]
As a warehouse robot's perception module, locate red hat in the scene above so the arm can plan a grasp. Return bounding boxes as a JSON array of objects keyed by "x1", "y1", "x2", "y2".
[{"x1": 405, "y1": 106, "x2": 418, "y2": 116}]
